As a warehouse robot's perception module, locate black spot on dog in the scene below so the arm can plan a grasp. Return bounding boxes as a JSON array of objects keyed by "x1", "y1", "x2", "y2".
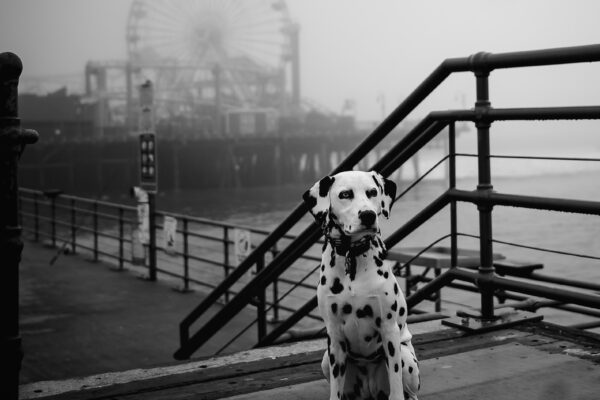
[
  {"x1": 402, "y1": 359, "x2": 405, "y2": 368},
  {"x1": 387, "y1": 313, "x2": 392, "y2": 319},
  {"x1": 382, "y1": 209, "x2": 389, "y2": 218},
  {"x1": 343, "y1": 303, "x2": 352, "y2": 314},
  {"x1": 329, "y1": 353, "x2": 335, "y2": 365},
  {"x1": 374, "y1": 256, "x2": 383, "y2": 267},
  {"x1": 364, "y1": 335, "x2": 371, "y2": 342},
  {"x1": 332, "y1": 364, "x2": 339, "y2": 378},
  {"x1": 320, "y1": 276, "x2": 327, "y2": 285},
  {"x1": 330, "y1": 278, "x2": 344, "y2": 294},
  {"x1": 384, "y1": 178, "x2": 397, "y2": 200},
  {"x1": 377, "y1": 269, "x2": 383, "y2": 276},
  {"x1": 376, "y1": 317, "x2": 381, "y2": 327},
  {"x1": 319, "y1": 176, "x2": 335, "y2": 197},
  {"x1": 399, "y1": 307, "x2": 406, "y2": 316},
  {"x1": 340, "y1": 341, "x2": 347, "y2": 352},
  {"x1": 356, "y1": 305, "x2": 373, "y2": 318},
  {"x1": 302, "y1": 191, "x2": 317, "y2": 209},
  {"x1": 340, "y1": 363, "x2": 346, "y2": 376},
  {"x1": 391, "y1": 301, "x2": 398, "y2": 312},
  {"x1": 394, "y1": 363, "x2": 399, "y2": 373},
  {"x1": 331, "y1": 303, "x2": 338, "y2": 314},
  {"x1": 321, "y1": 264, "x2": 325, "y2": 272},
  {"x1": 394, "y1": 283, "x2": 398, "y2": 294},
  {"x1": 409, "y1": 366, "x2": 413, "y2": 374},
  {"x1": 330, "y1": 247, "x2": 336, "y2": 267},
  {"x1": 388, "y1": 341, "x2": 395, "y2": 357}
]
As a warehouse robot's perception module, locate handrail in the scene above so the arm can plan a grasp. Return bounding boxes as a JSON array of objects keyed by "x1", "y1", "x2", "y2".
[{"x1": 174, "y1": 44, "x2": 600, "y2": 359}]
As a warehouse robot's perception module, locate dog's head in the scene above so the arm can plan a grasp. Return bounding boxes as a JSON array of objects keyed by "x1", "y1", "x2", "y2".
[{"x1": 303, "y1": 171, "x2": 397, "y2": 240}]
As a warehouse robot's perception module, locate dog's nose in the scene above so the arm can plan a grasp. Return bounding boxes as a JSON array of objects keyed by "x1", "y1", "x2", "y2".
[{"x1": 359, "y1": 210, "x2": 376, "y2": 227}]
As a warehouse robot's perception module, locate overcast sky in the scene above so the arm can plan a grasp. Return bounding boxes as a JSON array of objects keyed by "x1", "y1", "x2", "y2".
[{"x1": 1, "y1": 0, "x2": 599, "y2": 152}]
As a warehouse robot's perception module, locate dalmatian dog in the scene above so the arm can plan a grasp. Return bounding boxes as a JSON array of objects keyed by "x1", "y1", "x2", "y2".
[{"x1": 303, "y1": 170, "x2": 420, "y2": 400}]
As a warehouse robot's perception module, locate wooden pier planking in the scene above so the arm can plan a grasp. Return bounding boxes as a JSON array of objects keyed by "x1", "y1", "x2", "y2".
[{"x1": 21, "y1": 321, "x2": 600, "y2": 400}]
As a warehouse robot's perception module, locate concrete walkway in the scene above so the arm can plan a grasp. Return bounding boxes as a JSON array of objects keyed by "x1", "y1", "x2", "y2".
[{"x1": 19, "y1": 241, "x2": 260, "y2": 384}]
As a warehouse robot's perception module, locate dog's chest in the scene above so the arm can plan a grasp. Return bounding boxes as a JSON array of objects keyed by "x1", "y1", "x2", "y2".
[{"x1": 317, "y1": 244, "x2": 402, "y2": 351}]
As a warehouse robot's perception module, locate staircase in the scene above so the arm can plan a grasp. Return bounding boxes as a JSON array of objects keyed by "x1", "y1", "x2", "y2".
[{"x1": 174, "y1": 44, "x2": 600, "y2": 360}]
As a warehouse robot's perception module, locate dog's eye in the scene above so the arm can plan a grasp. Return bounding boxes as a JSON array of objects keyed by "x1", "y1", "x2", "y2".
[
  {"x1": 366, "y1": 188, "x2": 378, "y2": 198},
  {"x1": 339, "y1": 190, "x2": 353, "y2": 200}
]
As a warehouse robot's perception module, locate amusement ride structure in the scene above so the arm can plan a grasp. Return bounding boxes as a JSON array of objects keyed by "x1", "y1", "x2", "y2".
[{"x1": 84, "y1": 0, "x2": 301, "y2": 135}]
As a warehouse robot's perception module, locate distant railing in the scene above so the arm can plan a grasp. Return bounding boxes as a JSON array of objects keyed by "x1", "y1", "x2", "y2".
[{"x1": 18, "y1": 188, "x2": 326, "y2": 327}]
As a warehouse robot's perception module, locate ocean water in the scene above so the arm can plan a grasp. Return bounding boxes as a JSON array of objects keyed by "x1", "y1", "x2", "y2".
[{"x1": 156, "y1": 157, "x2": 600, "y2": 282}]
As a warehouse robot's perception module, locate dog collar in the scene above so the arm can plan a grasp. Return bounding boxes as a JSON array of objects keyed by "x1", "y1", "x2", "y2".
[
  {"x1": 328, "y1": 235, "x2": 372, "y2": 256},
  {"x1": 327, "y1": 235, "x2": 373, "y2": 280}
]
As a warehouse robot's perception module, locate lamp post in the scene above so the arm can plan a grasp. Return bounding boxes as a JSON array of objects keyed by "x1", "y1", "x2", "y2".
[
  {"x1": 0, "y1": 52, "x2": 38, "y2": 399},
  {"x1": 138, "y1": 80, "x2": 157, "y2": 281}
]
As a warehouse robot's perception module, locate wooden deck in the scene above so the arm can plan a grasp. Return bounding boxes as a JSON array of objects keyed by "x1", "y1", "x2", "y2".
[{"x1": 20, "y1": 320, "x2": 600, "y2": 400}]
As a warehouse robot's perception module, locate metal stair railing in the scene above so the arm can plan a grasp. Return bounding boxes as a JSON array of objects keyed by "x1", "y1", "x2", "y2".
[{"x1": 174, "y1": 44, "x2": 600, "y2": 360}]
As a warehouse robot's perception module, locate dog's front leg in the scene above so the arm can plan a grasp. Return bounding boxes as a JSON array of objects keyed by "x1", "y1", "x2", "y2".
[
  {"x1": 325, "y1": 328, "x2": 348, "y2": 400},
  {"x1": 381, "y1": 319, "x2": 405, "y2": 399}
]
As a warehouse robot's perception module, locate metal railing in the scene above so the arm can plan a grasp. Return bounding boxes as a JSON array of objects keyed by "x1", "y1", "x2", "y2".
[
  {"x1": 18, "y1": 188, "x2": 328, "y2": 325},
  {"x1": 171, "y1": 44, "x2": 600, "y2": 359}
]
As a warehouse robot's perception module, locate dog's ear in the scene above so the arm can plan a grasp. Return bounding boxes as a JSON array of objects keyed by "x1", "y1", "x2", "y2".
[
  {"x1": 303, "y1": 175, "x2": 335, "y2": 228},
  {"x1": 371, "y1": 171, "x2": 397, "y2": 219}
]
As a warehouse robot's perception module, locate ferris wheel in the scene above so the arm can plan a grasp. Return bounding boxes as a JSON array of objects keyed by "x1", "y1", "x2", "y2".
[{"x1": 126, "y1": 0, "x2": 297, "y2": 116}]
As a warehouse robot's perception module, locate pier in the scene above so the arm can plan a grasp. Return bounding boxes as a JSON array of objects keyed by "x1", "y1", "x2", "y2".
[{"x1": 6, "y1": 40, "x2": 600, "y2": 400}]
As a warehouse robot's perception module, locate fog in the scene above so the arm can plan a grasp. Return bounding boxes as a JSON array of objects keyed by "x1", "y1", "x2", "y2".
[{"x1": 1, "y1": 0, "x2": 600, "y2": 152}]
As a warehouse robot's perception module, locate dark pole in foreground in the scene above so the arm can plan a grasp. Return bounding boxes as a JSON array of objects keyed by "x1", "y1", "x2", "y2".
[{"x1": 0, "y1": 52, "x2": 38, "y2": 399}]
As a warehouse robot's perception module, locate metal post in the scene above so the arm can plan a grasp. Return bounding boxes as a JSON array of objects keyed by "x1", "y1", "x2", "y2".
[
  {"x1": 0, "y1": 51, "x2": 38, "y2": 400},
  {"x1": 138, "y1": 81, "x2": 157, "y2": 281},
  {"x1": 118, "y1": 207, "x2": 124, "y2": 270},
  {"x1": 70, "y1": 198, "x2": 76, "y2": 254},
  {"x1": 213, "y1": 64, "x2": 222, "y2": 136},
  {"x1": 449, "y1": 122, "x2": 458, "y2": 268},
  {"x1": 223, "y1": 226, "x2": 230, "y2": 303},
  {"x1": 256, "y1": 254, "x2": 267, "y2": 341},
  {"x1": 474, "y1": 69, "x2": 495, "y2": 320},
  {"x1": 33, "y1": 192, "x2": 39, "y2": 242},
  {"x1": 93, "y1": 201, "x2": 98, "y2": 262},
  {"x1": 270, "y1": 244, "x2": 280, "y2": 323},
  {"x1": 182, "y1": 218, "x2": 190, "y2": 292},
  {"x1": 148, "y1": 192, "x2": 157, "y2": 281},
  {"x1": 50, "y1": 195, "x2": 57, "y2": 247}
]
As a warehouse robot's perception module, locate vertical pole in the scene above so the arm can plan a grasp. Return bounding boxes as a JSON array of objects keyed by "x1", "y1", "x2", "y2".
[
  {"x1": 256, "y1": 254, "x2": 267, "y2": 342},
  {"x1": 223, "y1": 226, "x2": 230, "y2": 303},
  {"x1": 474, "y1": 69, "x2": 495, "y2": 320},
  {"x1": 183, "y1": 218, "x2": 189, "y2": 292},
  {"x1": 213, "y1": 65, "x2": 222, "y2": 136},
  {"x1": 0, "y1": 51, "x2": 38, "y2": 400},
  {"x1": 270, "y1": 244, "x2": 280, "y2": 322},
  {"x1": 138, "y1": 81, "x2": 157, "y2": 281},
  {"x1": 33, "y1": 192, "x2": 39, "y2": 242},
  {"x1": 148, "y1": 192, "x2": 157, "y2": 281},
  {"x1": 118, "y1": 207, "x2": 124, "y2": 270},
  {"x1": 70, "y1": 198, "x2": 76, "y2": 254},
  {"x1": 289, "y1": 23, "x2": 301, "y2": 111},
  {"x1": 449, "y1": 122, "x2": 458, "y2": 268},
  {"x1": 93, "y1": 201, "x2": 98, "y2": 262},
  {"x1": 50, "y1": 195, "x2": 56, "y2": 247}
]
